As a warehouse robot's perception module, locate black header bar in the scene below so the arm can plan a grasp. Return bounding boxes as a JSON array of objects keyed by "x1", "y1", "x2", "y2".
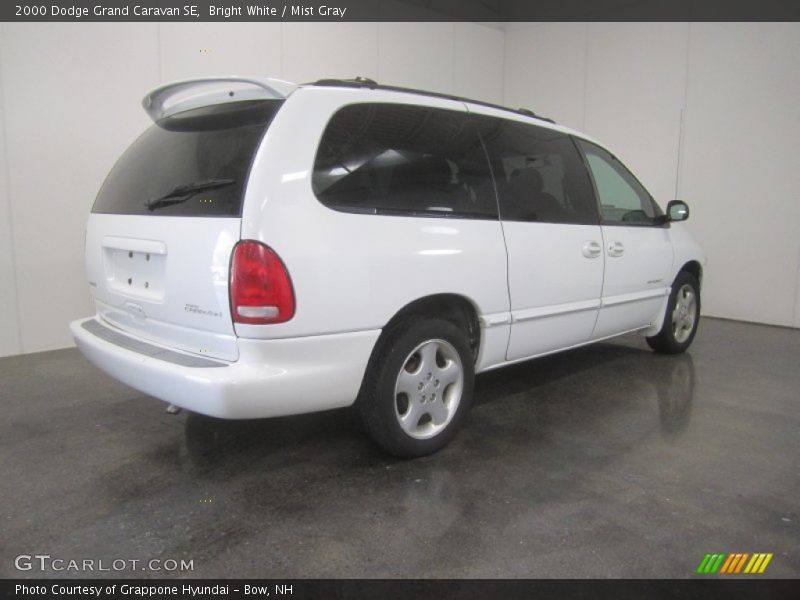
[
  {"x1": 3, "y1": 0, "x2": 800, "y2": 22},
  {"x1": 4, "y1": 578, "x2": 800, "y2": 600}
]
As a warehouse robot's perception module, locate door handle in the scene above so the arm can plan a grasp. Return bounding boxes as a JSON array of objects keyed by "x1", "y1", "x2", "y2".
[
  {"x1": 608, "y1": 241, "x2": 625, "y2": 257},
  {"x1": 582, "y1": 240, "x2": 602, "y2": 258}
]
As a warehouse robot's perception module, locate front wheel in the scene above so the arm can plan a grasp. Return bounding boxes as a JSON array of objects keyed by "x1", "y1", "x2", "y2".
[
  {"x1": 358, "y1": 318, "x2": 475, "y2": 458},
  {"x1": 646, "y1": 271, "x2": 701, "y2": 354}
]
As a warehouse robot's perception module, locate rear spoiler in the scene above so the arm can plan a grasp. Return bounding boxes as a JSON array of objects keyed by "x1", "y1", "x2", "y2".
[{"x1": 141, "y1": 76, "x2": 297, "y2": 122}]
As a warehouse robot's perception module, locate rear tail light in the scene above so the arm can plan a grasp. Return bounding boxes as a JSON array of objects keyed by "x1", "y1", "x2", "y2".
[{"x1": 229, "y1": 240, "x2": 295, "y2": 324}]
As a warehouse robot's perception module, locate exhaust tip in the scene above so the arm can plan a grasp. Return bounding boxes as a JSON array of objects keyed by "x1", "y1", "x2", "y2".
[{"x1": 166, "y1": 404, "x2": 182, "y2": 415}]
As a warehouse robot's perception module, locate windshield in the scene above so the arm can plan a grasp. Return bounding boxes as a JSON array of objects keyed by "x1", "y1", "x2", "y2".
[{"x1": 92, "y1": 99, "x2": 283, "y2": 217}]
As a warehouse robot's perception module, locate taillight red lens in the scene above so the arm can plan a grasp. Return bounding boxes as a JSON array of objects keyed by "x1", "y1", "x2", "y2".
[{"x1": 229, "y1": 240, "x2": 295, "y2": 324}]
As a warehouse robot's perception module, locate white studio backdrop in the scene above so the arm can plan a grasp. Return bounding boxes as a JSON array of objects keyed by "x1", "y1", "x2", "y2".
[
  {"x1": 0, "y1": 21, "x2": 797, "y2": 357},
  {"x1": 505, "y1": 22, "x2": 800, "y2": 331}
]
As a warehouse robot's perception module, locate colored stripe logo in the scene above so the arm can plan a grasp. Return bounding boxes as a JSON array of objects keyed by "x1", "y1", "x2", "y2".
[{"x1": 696, "y1": 553, "x2": 773, "y2": 574}]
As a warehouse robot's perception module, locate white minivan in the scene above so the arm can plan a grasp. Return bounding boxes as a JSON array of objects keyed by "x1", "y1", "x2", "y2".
[{"x1": 71, "y1": 76, "x2": 704, "y2": 457}]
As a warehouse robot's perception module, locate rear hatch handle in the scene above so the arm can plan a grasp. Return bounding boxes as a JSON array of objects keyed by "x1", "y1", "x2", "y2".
[{"x1": 142, "y1": 76, "x2": 297, "y2": 122}]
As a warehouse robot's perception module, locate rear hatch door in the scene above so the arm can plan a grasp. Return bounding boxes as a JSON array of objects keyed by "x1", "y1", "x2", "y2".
[{"x1": 86, "y1": 98, "x2": 283, "y2": 361}]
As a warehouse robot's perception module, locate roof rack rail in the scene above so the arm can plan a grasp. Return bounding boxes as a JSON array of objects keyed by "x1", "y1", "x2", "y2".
[
  {"x1": 308, "y1": 78, "x2": 556, "y2": 125},
  {"x1": 314, "y1": 76, "x2": 377, "y2": 88},
  {"x1": 516, "y1": 108, "x2": 555, "y2": 124},
  {"x1": 351, "y1": 76, "x2": 378, "y2": 86}
]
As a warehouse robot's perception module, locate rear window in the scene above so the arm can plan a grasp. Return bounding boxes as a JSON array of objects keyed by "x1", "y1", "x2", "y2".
[
  {"x1": 92, "y1": 99, "x2": 283, "y2": 217},
  {"x1": 312, "y1": 103, "x2": 498, "y2": 219}
]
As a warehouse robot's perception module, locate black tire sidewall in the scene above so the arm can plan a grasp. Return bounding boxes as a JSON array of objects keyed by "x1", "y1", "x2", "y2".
[
  {"x1": 361, "y1": 318, "x2": 475, "y2": 458},
  {"x1": 649, "y1": 271, "x2": 701, "y2": 353}
]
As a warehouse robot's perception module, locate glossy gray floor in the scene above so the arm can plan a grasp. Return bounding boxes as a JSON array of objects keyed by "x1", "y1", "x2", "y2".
[{"x1": 1, "y1": 318, "x2": 798, "y2": 579}]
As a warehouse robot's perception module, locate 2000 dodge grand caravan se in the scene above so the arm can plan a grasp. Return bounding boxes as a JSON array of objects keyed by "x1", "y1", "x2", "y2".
[{"x1": 71, "y1": 76, "x2": 705, "y2": 457}]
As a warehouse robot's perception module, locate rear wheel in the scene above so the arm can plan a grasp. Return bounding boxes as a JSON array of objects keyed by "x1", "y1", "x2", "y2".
[
  {"x1": 646, "y1": 271, "x2": 700, "y2": 354},
  {"x1": 358, "y1": 318, "x2": 474, "y2": 458}
]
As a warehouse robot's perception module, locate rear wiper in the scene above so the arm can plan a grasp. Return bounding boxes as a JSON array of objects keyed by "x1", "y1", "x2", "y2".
[{"x1": 145, "y1": 178, "x2": 235, "y2": 211}]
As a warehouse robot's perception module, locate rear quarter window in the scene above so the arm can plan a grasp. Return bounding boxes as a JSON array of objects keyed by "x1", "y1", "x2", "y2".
[
  {"x1": 92, "y1": 99, "x2": 283, "y2": 217},
  {"x1": 312, "y1": 103, "x2": 498, "y2": 220}
]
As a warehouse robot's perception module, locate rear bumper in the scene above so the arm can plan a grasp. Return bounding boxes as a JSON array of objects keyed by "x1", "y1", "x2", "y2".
[{"x1": 70, "y1": 317, "x2": 380, "y2": 419}]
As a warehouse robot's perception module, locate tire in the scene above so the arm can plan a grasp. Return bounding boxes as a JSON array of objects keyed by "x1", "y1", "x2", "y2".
[
  {"x1": 357, "y1": 318, "x2": 475, "y2": 458},
  {"x1": 646, "y1": 271, "x2": 701, "y2": 354}
]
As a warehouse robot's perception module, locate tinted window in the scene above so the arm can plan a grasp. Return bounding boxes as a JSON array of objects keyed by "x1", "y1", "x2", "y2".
[
  {"x1": 93, "y1": 99, "x2": 283, "y2": 217},
  {"x1": 576, "y1": 139, "x2": 663, "y2": 225},
  {"x1": 313, "y1": 103, "x2": 497, "y2": 219},
  {"x1": 480, "y1": 120, "x2": 598, "y2": 225}
]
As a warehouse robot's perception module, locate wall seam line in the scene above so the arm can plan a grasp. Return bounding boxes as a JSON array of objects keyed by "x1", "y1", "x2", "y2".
[
  {"x1": 376, "y1": 22, "x2": 382, "y2": 82},
  {"x1": 451, "y1": 22, "x2": 456, "y2": 95},
  {"x1": 675, "y1": 22, "x2": 692, "y2": 199},
  {"x1": 581, "y1": 22, "x2": 589, "y2": 130},
  {"x1": 279, "y1": 22, "x2": 284, "y2": 79},
  {"x1": 501, "y1": 21, "x2": 507, "y2": 105},
  {"x1": 156, "y1": 22, "x2": 163, "y2": 82},
  {"x1": 792, "y1": 243, "x2": 800, "y2": 327},
  {"x1": 0, "y1": 33, "x2": 25, "y2": 355}
]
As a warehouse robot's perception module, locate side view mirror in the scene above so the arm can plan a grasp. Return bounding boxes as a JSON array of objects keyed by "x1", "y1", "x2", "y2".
[{"x1": 666, "y1": 200, "x2": 690, "y2": 222}]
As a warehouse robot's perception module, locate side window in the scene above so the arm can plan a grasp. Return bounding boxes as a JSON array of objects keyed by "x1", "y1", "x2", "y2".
[
  {"x1": 480, "y1": 119, "x2": 598, "y2": 225},
  {"x1": 576, "y1": 139, "x2": 662, "y2": 225},
  {"x1": 312, "y1": 103, "x2": 497, "y2": 219}
]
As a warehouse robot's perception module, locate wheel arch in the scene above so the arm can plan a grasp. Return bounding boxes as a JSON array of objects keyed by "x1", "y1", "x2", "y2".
[
  {"x1": 679, "y1": 260, "x2": 703, "y2": 289},
  {"x1": 377, "y1": 293, "x2": 482, "y2": 362},
  {"x1": 355, "y1": 297, "x2": 479, "y2": 457}
]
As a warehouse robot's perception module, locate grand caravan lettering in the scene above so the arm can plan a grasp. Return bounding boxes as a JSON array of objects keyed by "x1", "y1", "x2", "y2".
[
  {"x1": 92, "y1": 6, "x2": 185, "y2": 17},
  {"x1": 134, "y1": 5, "x2": 182, "y2": 16}
]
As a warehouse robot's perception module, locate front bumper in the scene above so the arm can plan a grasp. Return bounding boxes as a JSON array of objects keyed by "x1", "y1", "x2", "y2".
[{"x1": 70, "y1": 317, "x2": 380, "y2": 419}]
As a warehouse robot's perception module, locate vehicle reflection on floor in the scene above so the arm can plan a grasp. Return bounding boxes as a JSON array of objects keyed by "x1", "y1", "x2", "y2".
[
  {"x1": 3, "y1": 319, "x2": 798, "y2": 577},
  {"x1": 183, "y1": 342, "x2": 696, "y2": 471}
]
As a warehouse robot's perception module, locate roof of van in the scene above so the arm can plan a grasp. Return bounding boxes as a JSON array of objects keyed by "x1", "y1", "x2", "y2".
[
  {"x1": 304, "y1": 77, "x2": 595, "y2": 143},
  {"x1": 309, "y1": 77, "x2": 554, "y2": 122},
  {"x1": 141, "y1": 75, "x2": 599, "y2": 147}
]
